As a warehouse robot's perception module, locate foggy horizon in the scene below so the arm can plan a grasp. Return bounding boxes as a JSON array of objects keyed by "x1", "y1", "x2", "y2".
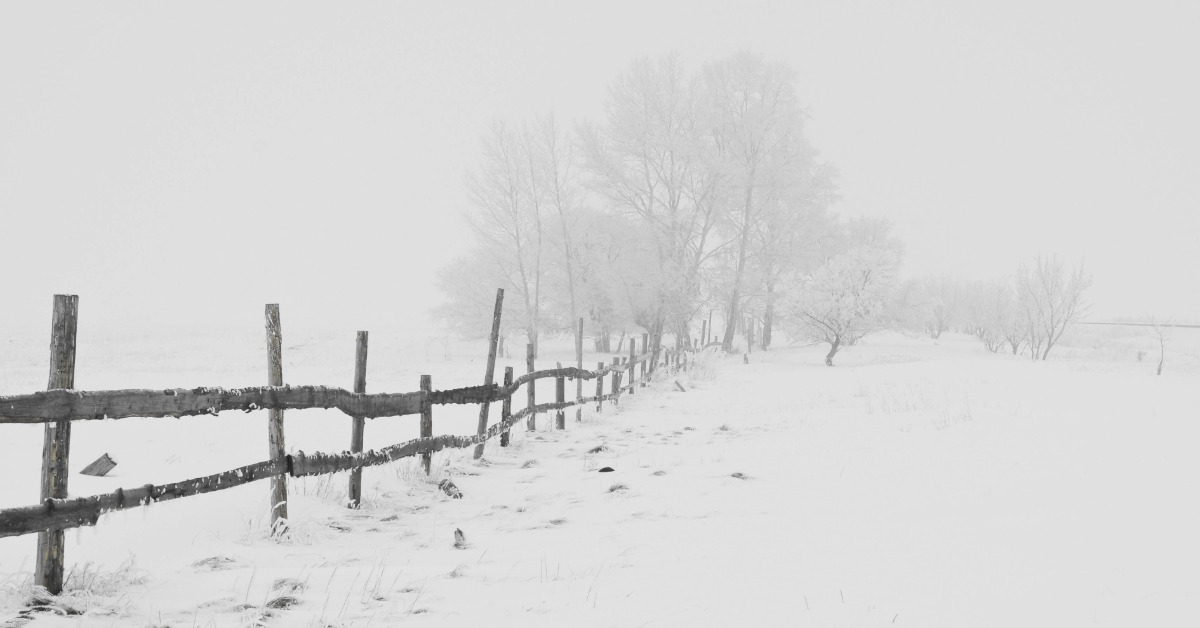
[
  {"x1": 3, "y1": 1, "x2": 1198, "y2": 335},
  {"x1": 3, "y1": 4, "x2": 1200, "y2": 624}
]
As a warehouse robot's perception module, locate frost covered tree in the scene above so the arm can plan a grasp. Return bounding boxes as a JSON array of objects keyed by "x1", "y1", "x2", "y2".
[
  {"x1": 919, "y1": 275, "x2": 963, "y2": 339},
  {"x1": 960, "y1": 279, "x2": 1021, "y2": 353},
  {"x1": 432, "y1": 248, "x2": 523, "y2": 357},
  {"x1": 1015, "y1": 255, "x2": 1091, "y2": 360},
  {"x1": 533, "y1": 114, "x2": 583, "y2": 335},
  {"x1": 579, "y1": 54, "x2": 725, "y2": 352},
  {"x1": 565, "y1": 207, "x2": 643, "y2": 352},
  {"x1": 782, "y1": 245, "x2": 899, "y2": 366},
  {"x1": 738, "y1": 134, "x2": 836, "y2": 350},
  {"x1": 461, "y1": 120, "x2": 547, "y2": 355},
  {"x1": 703, "y1": 52, "x2": 822, "y2": 353},
  {"x1": 440, "y1": 52, "x2": 842, "y2": 356}
]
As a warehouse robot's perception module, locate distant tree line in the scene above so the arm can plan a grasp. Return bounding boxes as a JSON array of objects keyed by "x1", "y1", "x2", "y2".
[
  {"x1": 892, "y1": 255, "x2": 1092, "y2": 361},
  {"x1": 435, "y1": 52, "x2": 1092, "y2": 367},
  {"x1": 435, "y1": 51, "x2": 902, "y2": 359}
]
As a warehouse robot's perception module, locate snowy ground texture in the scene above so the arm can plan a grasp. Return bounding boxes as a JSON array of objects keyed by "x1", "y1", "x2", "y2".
[{"x1": 2, "y1": 325, "x2": 1199, "y2": 627}]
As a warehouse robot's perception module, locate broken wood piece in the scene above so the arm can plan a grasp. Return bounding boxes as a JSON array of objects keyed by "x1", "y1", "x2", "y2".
[
  {"x1": 674, "y1": 381, "x2": 687, "y2": 393},
  {"x1": 79, "y1": 453, "x2": 117, "y2": 477},
  {"x1": 438, "y1": 479, "x2": 463, "y2": 499}
]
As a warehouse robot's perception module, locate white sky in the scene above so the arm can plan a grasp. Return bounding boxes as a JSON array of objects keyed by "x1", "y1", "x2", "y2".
[{"x1": 2, "y1": 1, "x2": 1198, "y2": 334}]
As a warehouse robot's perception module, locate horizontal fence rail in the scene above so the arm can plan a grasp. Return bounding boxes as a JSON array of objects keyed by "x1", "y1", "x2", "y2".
[
  {"x1": 0, "y1": 360, "x2": 656, "y2": 425},
  {"x1": 1, "y1": 291, "x2": 701, "y2": 603},
  {"x1": 0, "y1": 349, "x2": 676, "y2": 539},
  {"x1": 0, "y1": 460, "x2": 286, "y2": 539}
]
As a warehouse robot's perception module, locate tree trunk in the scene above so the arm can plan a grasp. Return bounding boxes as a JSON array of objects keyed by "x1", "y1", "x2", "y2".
[
  {"x1": 675, "y1": 319, "x2": 692, "y2": 350},
  {"x1": 825, "y1": 336, "x2": 841, "y2": 366},
  {"x1": 593, "y1": 328, "x2": 611, "y2": 353},
  {"x1": 722, "y1": 296, "x2": 740, "y2": 353},
  {"x1": 528, "y1": 326, "x2": 540, "y2": 360},
  {"x1": 762, "y1": 284, "x2": 775, "y2": 350},
  {"x1": 722, "y1": 174, "x2": 756, "y2": 353}
]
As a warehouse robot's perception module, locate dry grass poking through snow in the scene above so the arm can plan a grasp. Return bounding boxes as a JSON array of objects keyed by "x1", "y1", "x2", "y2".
[
  {"x1": 0, "y1": 558, "x2": 146, "y2": 621},
  {"x1": 3, "y1": 330, "x2": 1199, "y2": 626}
]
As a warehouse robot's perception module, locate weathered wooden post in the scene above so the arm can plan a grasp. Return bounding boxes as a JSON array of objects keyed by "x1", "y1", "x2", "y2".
[
  {"x1": 500, "y1": 367, "x2": 514, "y2": 447},
  {"x1": 575, "y1": 318, "x2": 584, "y2": 423},
  {"x1": 555, "y1": 362, "x2": 566, "y2": 430},
  {"x1": 264, "y1": 304, "x2": 288, "y2": 534},
  {"x1": 611, "y1": 356, "x2": 621, "y2": 404},
  {"x1": 35, "y1": 294, "x2": 78, "y2": 595},
  {"x1": 526, "y1": 343, "x2": 536, "y2": 431},
  {"x1": 474, "y1": 288, "x2": 504, "y2": 460},
  {"x1": 707, "y1": 311, "x2": 713, "y2": 345},
  {"x1": 700, "y1": 320, "x2": 707, "y2": 349},
  {"x1": 627, "y1": 338, "x2": 636, "y2": 395},
  {"x1": 595, "y1": 361, "x2": 605, "y2": 411},
  {"x1": 348, "y1": 331, "x2": 368, "y2": 508},
  {"x1": 421, "y1": 375, "x2": 433, "y2": 474},
  {"x1": 641, "y1": 333, "x2": 649, "y2": 382}
]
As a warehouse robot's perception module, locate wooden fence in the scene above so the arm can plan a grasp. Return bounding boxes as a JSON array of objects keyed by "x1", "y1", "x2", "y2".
[{"x1": 0, "y1": 292, "x2": 693, "y2": 595}]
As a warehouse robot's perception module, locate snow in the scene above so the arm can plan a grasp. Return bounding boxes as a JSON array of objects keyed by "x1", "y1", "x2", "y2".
[{"x1": 2, "y1": 326, "x2": 1199, "y2": 626}]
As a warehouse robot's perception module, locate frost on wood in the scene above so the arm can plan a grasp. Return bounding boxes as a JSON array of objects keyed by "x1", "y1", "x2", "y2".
[
  {"x1": 0, "y1": 459, "x2": 285, "y2": 538},
  {"x1": 0, "y1": 386, "x2": 426, "y2": 423},
  {"x1": 0, "y1": 348, "x2": 695, "y2": 537},
  {"x1": 1, "y1": 356, "x2": 660, "y2": 425}
]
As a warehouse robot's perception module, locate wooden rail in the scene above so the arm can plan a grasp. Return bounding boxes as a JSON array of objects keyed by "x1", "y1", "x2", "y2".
[
  {"x1": 0, "y1": 292, "x2": 694, "y2": 596},
  {"x1": 0, "y1": 368, "x2": 651, "y2": 425},
  {"x1": 0, "y1": 460, "x2": 286, "y2": 539},
  {"x1": 0, "y1": 369, "x2": 673, "y2": 539}
]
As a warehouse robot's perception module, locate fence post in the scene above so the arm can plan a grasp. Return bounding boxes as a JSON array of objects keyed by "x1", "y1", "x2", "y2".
[
  {"x1": 500, "y1": 367, "x2": 514, "y2": 447},
  {"x1": 421, "y1": 375, "x2": 433, "y2": 474},
  {"x1": 641, "y1": 333, "x2": 649, "y2": 381},
  {"x1": 628, "y1": 338, "x2": 636, "y2": 395},
  {"x1": 555, "y1": 363, "x2": 566, "y2": 429},
  {"x1": 595, "y1": 361, "x2": 605, "y2": 411},
  {"x1": 575, "y1": 318, "x2": 584, "y2": 423},
  {"x1": 34, "y1": 294, "x2": 78, "y2": 595},
  {"x1": 264, "y1": 304, "x2": 288, "y2": 534},
  {"x1": 700, "y1": 320, "x2": 706, "y2": 350},
  {"x1": 474, "y1": 288, "x2": 504, "y2": 460},
  {"x1": 526, "y1": 343, "x2": 536, "y2": 431},
  {"x1": 348, "y1": 331, "x2": 368, "y2": 509},
  {"x1": 612, "y1": 356, "x2": 621, "y2": 404}
]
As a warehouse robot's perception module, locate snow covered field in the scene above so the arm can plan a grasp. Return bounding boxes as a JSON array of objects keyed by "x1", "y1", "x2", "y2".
[{"x1": 2, "y1": 325, "x2": 1198, "y2": 627}]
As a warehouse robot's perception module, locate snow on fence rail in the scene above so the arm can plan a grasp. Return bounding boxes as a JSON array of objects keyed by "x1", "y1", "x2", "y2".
[{"x1": 0, "y1": 292, "x2": 692, "y2": 596}]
